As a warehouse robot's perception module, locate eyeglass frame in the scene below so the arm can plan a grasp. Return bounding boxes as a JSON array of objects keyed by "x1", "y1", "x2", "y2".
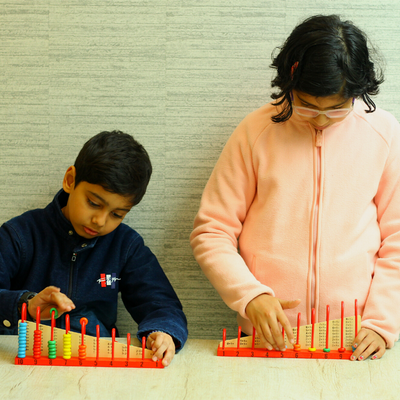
[{"x1": 290, "y1": 92, "x2": 355, "y2": 119}]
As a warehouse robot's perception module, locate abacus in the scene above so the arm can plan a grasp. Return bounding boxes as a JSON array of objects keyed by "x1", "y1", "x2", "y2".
[
  {"x1": 15, "y1": 304, "x2": 164, "y2": 368},
  {"x1": 218, "y1": 300, "x2": 360, "y2": 360}
]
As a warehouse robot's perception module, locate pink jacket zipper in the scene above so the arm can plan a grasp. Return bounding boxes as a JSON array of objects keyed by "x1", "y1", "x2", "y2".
[{"x1": 308, "y1": 129, "x2": 323, "y2": 323}]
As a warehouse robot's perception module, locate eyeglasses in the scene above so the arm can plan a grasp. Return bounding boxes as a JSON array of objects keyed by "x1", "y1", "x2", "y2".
[{"x1": 292, "y1": 98, "x2": 355, "y2": 119}]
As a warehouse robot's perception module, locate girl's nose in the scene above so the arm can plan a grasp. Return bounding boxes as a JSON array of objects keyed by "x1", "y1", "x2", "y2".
[{"x1": 314, "y1": 114, "x2": 329, "y2": 126}]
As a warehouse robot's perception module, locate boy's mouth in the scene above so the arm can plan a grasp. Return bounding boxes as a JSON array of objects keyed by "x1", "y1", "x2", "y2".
[{"x1": 84, "y1": 226, "x2": 99, "y2": 236}]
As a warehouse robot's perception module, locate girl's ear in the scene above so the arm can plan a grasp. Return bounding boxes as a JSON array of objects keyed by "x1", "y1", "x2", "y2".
[{"x1": 63, "y1": 166, "x2": 77, "y2": 194}]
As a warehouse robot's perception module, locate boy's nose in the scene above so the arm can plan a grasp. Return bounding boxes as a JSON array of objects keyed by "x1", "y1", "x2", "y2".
[{"x1": 92, "y1": 212, "x2": 107, "y2": 227}]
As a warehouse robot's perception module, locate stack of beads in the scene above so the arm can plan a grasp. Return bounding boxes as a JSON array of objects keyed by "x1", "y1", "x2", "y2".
[
  {"x1": 47, "y1": 308, "x2": 58, "y2": 359},
  {"x1": 33, "y1": 307, "x2": 42, "y2": 359},
  {"x1": 17, "y1": 303, "x2": 28, "y2": 358},
  {"x1": 63, "y1": 314, "x2": 72, "y2": 360}
]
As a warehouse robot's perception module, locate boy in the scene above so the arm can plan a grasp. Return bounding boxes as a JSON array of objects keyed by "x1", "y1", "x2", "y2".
[{"x1": 0, "y1": 131, "x2": 187, "y2": 366}]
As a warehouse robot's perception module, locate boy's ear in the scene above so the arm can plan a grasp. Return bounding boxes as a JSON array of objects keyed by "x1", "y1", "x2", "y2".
[{"x1": 63, "y1": 166, "x2": 76, "y2": 194}]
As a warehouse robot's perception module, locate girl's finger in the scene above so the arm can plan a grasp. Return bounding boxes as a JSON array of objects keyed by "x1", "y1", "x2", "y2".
[{"x1": 257, "y1": 324, "x2": 275, "y2": 350}]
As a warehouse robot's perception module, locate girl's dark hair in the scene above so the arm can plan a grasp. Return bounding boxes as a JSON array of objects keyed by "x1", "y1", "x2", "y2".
[
  {"x1": 270, "y1": 15, "x2": 384, "y2": 123},
  {"x1": 74, "y1": 131, "x2": 152, "y2": 206}
]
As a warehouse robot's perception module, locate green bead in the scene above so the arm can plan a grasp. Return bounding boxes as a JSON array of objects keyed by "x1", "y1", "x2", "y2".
[
  {"x1": 48, "y1": 340, "x2": 57, "y2": 359},
  {"x1": 323, "y1": 348, "x2": 331, "y2": 353}
]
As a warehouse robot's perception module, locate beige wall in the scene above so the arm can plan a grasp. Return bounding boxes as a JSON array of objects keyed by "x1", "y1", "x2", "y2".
[{"x1": 1, "y1": 0, "x2": 400, "y2": 339}]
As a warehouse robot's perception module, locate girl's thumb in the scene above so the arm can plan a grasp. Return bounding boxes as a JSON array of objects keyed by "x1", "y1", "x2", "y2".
[{"x1": 279, "y1": 298, "x2": 301, "y2": 310}]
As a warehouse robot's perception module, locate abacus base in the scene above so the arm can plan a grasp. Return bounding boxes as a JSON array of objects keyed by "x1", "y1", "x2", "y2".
[
  {"x1": 15, "y1": 356, "x2": 164, "y2": 368},
  {"x1": 217, "y1": 347, "x2": 352, "y2": 360}
]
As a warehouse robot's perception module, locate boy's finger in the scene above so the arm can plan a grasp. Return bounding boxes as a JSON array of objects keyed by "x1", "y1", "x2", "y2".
[
  {"x1": 152, "y1": 343, "x2": 168, "y2": 361},
  {"x1": 150, "y1": 333, "x2": 165, "y2": 350},
  {"x1": 50, "y1": 291, "x2": 75, "y2": 311},
  {"x1": 161, "y1": 346, "x2": 175, "y2": 367},
  {"x1": 39, "y1": 286, "x2": 61, "y2": 301},
  {"x1": 146, "y1": 334, "x2": 157, "y2": 350}
]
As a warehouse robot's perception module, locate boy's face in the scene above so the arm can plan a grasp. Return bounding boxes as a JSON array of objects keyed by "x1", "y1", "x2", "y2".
[{"x1": 62, "y1": 166, "x2": 133, "y2": 239}]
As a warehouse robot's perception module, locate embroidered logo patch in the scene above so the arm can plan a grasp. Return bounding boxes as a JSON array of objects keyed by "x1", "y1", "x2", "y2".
[{"x1": 97, "y1": 273, "x2": 121, "y2": 288}]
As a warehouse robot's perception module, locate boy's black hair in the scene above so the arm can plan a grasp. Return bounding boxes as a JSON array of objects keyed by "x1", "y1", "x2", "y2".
[
  {"x1": 74, "y1": 130, "x2": 152, "y2": 206},
  {"x1": 270, "y1": 15, "x2": 384, "y2": 123}
]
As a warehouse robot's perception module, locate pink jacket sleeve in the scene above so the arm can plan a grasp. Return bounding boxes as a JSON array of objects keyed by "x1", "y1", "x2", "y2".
[
  {"x1": 361, "y1": 112, "x2": 400, "y2": 348},
  {"x1": 190, "y1": 115, "x2": 274, "y2": 319}
]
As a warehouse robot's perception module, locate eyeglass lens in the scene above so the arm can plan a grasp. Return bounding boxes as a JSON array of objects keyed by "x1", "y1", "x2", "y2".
[{"x1": 294, "y1": 107, "x2": 351, "y2": 118}]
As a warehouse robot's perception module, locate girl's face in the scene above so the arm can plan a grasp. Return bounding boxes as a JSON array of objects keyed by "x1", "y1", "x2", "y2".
[{"x1": 291, "y1": 90, "x2": 354, "y2": 131}]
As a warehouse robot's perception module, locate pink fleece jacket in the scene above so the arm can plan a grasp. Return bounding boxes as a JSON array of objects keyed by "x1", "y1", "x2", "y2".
[{"x1": 190, "y1": 100, "x2": 400, "y2": 348}]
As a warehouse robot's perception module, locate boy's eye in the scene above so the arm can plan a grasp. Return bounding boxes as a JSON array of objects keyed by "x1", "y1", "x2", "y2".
[
  {"x1": 112, "y1": 212, "x2": 123, "y2": 219},
  {"x1": 88, "y1": 199, "x2": 99, "y2": 207}
]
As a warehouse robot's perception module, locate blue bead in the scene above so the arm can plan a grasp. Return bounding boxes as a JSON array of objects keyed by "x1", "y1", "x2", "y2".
[{"x1": 18, "y1": 322, "x2": 28, "y2": 358}]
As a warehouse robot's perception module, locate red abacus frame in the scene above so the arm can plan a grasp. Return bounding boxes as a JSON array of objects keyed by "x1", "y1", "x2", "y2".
[
  {"x1": 217, "y1": 301, "x2": 358, "y2": 360},
  {"x1": 15, "y1": 304, "x2": 164, "y2": 368}
]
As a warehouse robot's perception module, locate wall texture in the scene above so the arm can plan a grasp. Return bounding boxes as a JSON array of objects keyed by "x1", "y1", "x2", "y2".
[{"x1": 1, "y1": 0, "x2": 399, "y2": 340}]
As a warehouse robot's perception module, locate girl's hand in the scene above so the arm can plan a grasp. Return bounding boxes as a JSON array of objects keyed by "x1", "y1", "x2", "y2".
[
  {"x1": 27, "y1": 286, "x2": 75, "y2": 320},
  {"x1": 351, "y1": 328, "x2": 386, "y2": 361},
  {"x1": 246, "y1": 294, "x2": 301, "y2": 351},
  {"x1": 147, "y1": 332, "x2": 176, "y2": 367}
]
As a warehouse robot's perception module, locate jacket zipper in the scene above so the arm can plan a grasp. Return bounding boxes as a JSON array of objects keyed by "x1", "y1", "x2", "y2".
[
  {"x1": 308, "y1": 129, "x2": 323, "y2": 323},
  {"x1": 67, "y1": 252, "x2": 77, "y2": 299}
]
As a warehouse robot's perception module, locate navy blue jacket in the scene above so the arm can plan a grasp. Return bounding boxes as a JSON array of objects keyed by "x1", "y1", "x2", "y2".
[{"x1": 0, "y1": 190, "x2": 188, "y2": 349}]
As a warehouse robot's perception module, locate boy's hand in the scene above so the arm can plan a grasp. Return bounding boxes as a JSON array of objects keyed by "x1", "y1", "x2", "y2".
[
  {"x1": 246, "y1": 294, "x2": 301, "y2": 351},
  {"x1": 27, "y1": 286, "x2": 75, "y2": 320},
  {"x1": 146, "y1": 332, "x2": 176, "y2": 367},
  {"x1": 351, "y1": 328, "x2": 386, "y2": 361}
]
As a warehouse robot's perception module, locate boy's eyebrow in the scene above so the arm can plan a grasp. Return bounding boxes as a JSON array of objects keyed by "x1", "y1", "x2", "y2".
[
  {"x1": 89, "y1": 191, "x2": 132, "y2": 212},
  {"x1": 296, "y1": 94, "x2": 348, "y2": 109}
]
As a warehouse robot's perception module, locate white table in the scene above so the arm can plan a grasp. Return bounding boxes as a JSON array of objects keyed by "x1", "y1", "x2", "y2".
[{"x1": 1, "y1": 336, "x2": 400, "y2": 400}]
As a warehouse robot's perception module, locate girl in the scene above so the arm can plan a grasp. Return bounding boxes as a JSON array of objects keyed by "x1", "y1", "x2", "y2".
[{"x1": 190, "y1": 15, "x2": 400, "y2": 361}]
